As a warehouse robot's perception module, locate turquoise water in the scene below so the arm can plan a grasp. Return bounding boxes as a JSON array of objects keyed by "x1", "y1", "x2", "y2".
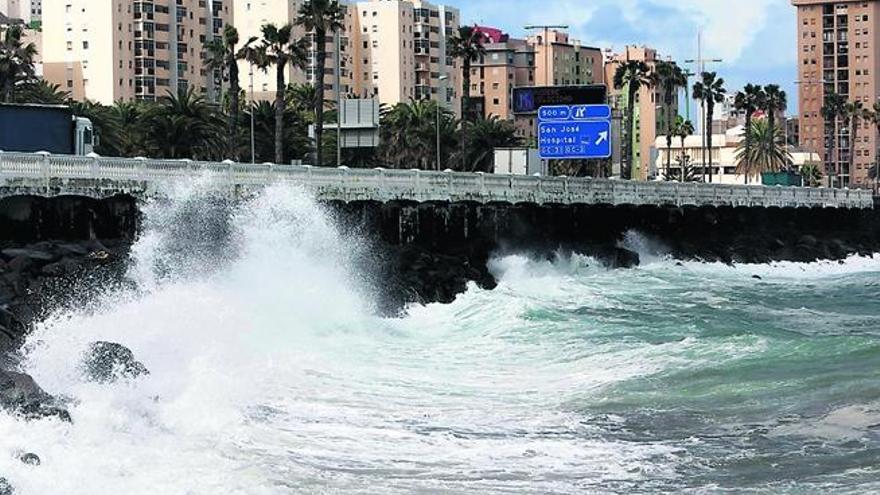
[{"x1": 0, "y1": 185, "x2": 879, "y2": 494}]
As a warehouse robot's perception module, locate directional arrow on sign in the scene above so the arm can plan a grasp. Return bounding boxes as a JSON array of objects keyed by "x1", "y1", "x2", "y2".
[{"x1": 595, "y1": 131, "x2": 608, "y2": 146}]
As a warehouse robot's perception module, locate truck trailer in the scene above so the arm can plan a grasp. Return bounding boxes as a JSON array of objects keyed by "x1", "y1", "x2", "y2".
[{"x1": 0, "y1": 103, "x2": 94, "y2": 155}]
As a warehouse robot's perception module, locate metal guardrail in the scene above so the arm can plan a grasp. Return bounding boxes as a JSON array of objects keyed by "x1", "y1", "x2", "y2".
[{"x1": 0, "y1": 152, "x2": 875, "y2": 209}]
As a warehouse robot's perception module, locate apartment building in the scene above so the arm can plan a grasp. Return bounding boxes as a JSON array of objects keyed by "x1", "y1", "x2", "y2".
[
  {"x1": 467, "y1": 28, "x2": 605, "y2": 143},
  {"x1": 468, "y1": 28, "x2": 534, "y2": 120},
  {"x1": 233, "y1": 0, "x2": 355, "y2": 102},
  {"x1": 42, "y1": 0, "x2": 231, "y2": 105},
  {"x1": 526, "y1": 30, "x2": 603, "y2": 88},
  {"x1": 352, "y1": 0, "x2": 460, "y2": 113},
  {"x1": 792, "y1": 0, "x2": 880, "y2": 187},
  {"x1": 605, "y1": 45, "x2": 678, "y2": 181},
  {"x1": 233, "y1": 0, "x2": 459, "y2": 113},
  {"x1": 0, "y1": 0, "x2": 40, "y2": 25}
]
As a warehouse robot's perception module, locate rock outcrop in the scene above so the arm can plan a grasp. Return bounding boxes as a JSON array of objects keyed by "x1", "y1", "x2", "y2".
[
  {"x1": 0, "y1": 368, "x2": 70, "y2": 422},
  {"x1": 0, "y1": 240, "x2": 130, "y2": 355},
  {"x1": 82, "y1": 342, "x2": 149, "y2": 383}
]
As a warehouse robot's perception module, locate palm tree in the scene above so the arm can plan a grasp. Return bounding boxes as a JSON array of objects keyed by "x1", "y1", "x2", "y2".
[
  {"x1": 821, "y1": 92, "x2": 847, "y2": 187},
  {"x1": 204, "y1": 25, "x2": 258, "y2": 159},
  {"x1": 613, "y1": 60, "x2": 653, "y2": 180},
  {"x1": 296, "y1": 0, "x2": 345, "y2": 167},
  {"x1": 735, "y1": 119, "x2": 791, "y2": 182},
  {"x1": 672, "y1": 116, "x2": 695, "y2": 182},
  {"x1": 379, "y1": 99, "x2": 457, "y2": 169},
  {"x1": 800, "y1": 162, "x2": 824, "y2": 188},
  {"x1": 448, "y1": 25, "x2": 487, "y2": 121},
  {"x1": 15, "y1": 79, "x2": 69, "y2": 104},
  {"x1": 287, "y1": 83, "x2": 323, "y2": 118},
  {"x1": 106, "y1": 100, "x2": 149, "y2": 157},
  {"x1": 762, "y1": 84, "x2": 787, "y2": 138},
  {"x1": 253, "y1": 23, "x2": 309, "y2": 164},
  {"x1": 870, "y1": 102, "x2": 880, "y2": 192},
  {"x1": 733, "y1": 84, "x2": 766, "y2": 184},
  {"x1": 655, "y1": 61, "x2": 686, "y2": 179},
  {"x1": 0, "y1": 25, "x2": 38, "y2": 102},
  {"x1": 842, "y1": 100, "x2": 868, "y2": 188},
  {"x1": 142, "y1": 89, "x2": 223, "y2": 159},
  {"x1": 245, "y1": 99, "x2": 312, "y2": 163},
  {"x1": 692, "y1": 71, "x2": 726, "y2": 183},
  {"x1": 453, "y1": 115, "x2": 521, "y2": 172}
]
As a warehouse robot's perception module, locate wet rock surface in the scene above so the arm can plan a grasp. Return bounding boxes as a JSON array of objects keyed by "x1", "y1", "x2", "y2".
[
  {"x1": 0, "y1": 368, "x2": 70, "y2": 422},
  {"x1": 0, "y1": 239, "x2": 131, "y2": 356},
  {"x1": 82, "y1": 342, "x2": 149, "y2": 383}
]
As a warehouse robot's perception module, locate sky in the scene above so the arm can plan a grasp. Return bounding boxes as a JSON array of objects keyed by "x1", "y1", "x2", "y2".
[{"x1": 445, "y1": 0, "x2": 798, "y2": 118}]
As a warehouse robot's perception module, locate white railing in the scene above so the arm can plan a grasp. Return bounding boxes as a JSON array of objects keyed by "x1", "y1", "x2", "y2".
[{"x1": 0, "y1": 152, "x2": 875, "y2": 209}]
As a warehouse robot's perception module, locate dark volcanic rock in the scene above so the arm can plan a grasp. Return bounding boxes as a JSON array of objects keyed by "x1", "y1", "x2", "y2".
[
  {"x1": 19, "y1": 453, "x2": 40, "y2": 466},
  {"x1": 0, "y1": 369, "x2": 70, "y2": 422},
  {"x1": 0, "y1": 249, "x2": 56, "y2": 263},
  {"x1": 606, "y1": 247, "x2": 641, "y2": 269},
  {"x1": 82, "y1": 342, "x2": 149, "y2": 383},
  {"x1": 0, "y1": 477, "x2": 13, "y2": 495}
]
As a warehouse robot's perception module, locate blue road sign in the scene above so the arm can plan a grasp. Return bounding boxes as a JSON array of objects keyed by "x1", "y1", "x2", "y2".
[
  {"x1": 538, "y1": 120, "x2": 611, "y2": 159},
  {"x1": 538, "y1": 104, "x2": 612, "y2": 159}
]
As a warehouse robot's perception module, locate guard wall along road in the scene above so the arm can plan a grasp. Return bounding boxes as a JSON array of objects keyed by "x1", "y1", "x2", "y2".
[{"x1": 0, "y1": 152, "x2": 873, "y2": 209}]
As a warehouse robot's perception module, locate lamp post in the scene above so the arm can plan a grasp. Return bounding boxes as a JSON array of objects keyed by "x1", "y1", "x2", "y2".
[
  {"x1": 685, "y1": 30, "x2": 723, "y2": 182},
  {"x1": 437, "y1": 74, "x2": 449, "y2": 170},
  {"x1": 335, "y1": 33, "x2": 342, "y2": 167},
  {"x1": 249, "y1": 63, "x2": 255, "y2": 164}
]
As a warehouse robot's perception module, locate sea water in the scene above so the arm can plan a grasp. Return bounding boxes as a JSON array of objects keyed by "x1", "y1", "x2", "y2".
[{"x1": 1, "y1": 183, "x2": 879, "y2": 494}]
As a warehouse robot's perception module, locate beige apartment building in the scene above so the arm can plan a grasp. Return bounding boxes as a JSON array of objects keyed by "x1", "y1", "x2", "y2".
[
  {"x1": 467, "y1": 31, "x2": 534, "y2": 139},
  {"x1": 468, "y1": 28, "x2": 604, "y2": 143},
  {"x1": 234, "y1": 0, "x2": 459, "y2": 113},
  {"x1": 527, "y1": 30, "x2": 603, "y2": 88},
  {"x1": 605, "y1": 45, "x2": 677, "y2": 181},
  {"x1": 351, "y1": 0, "x2": 460, "y2": 113},
  {"x1": 793, "y1": 0, "x2": 880, "y2": 188},
  {"x1": 233, "y1": 0, "x2": 355, "y2": 102},
  {"x1": 42, "y1": 0, "x2": 231, "y2": 105}
]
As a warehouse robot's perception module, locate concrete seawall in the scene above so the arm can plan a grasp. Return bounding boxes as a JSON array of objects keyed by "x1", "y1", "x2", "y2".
[{"x1": 0, "y1": 194, "x2": 879, "y2": 344}]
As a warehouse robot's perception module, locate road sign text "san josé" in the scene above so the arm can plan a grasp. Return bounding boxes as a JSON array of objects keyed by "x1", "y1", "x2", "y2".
[{"x1": 537, "y1": 104, "x2": 612, "y2": 160}]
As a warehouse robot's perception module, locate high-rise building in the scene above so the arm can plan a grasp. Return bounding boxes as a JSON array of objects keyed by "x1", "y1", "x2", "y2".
[
  {"x1": 792, "y1": 0, "x2": 879, "y2": 187},
  {"x1": 467, "y1": 28, "x2": 535, "y2": 138},
  {"x1": 234, "y1": 0, "x2": 459, "y2": 114},
  {"x1": 233, "y1": 0, "x2": 355, "y2": 103},
  {"x1": 42, "y1": 0, "x2": 231, "y2": 105},
  {"x1": 351, "y1": 0, "x2": 460, "y2": 113},
  {"x1": 467, "y1": 28, "x2": 604, "y2": 143},
  {"x1": 527, "y1": 30, "x2": 603, "y2": 88},
  {"x1": 605, "y1": 46, "x2": 678, "y2": 181}
]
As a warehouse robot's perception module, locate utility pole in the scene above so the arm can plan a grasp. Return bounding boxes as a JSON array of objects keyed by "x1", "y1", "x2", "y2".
[
  {"x1": 524, "y1": 25, "x2": 568, "y2": 86},
  {"x1": 685, "y1": 30, "x2": 722, "y2": 183},
  {"x1": 335, "y1": 33, "x2": 342, "y2": 167}
]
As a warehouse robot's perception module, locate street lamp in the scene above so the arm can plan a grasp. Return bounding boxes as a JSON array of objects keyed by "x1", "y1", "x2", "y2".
[
  {"x1": 249, "y1": 63, "x2": 255, "y2": 164},
  {"x1": 437, "y1": 74, "x2": 449, "y2": 170}
]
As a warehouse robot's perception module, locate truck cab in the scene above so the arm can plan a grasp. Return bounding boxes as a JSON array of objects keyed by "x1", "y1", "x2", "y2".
[{"x1": 74, "y1": 117, "x2": 95, "y2": 155}]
